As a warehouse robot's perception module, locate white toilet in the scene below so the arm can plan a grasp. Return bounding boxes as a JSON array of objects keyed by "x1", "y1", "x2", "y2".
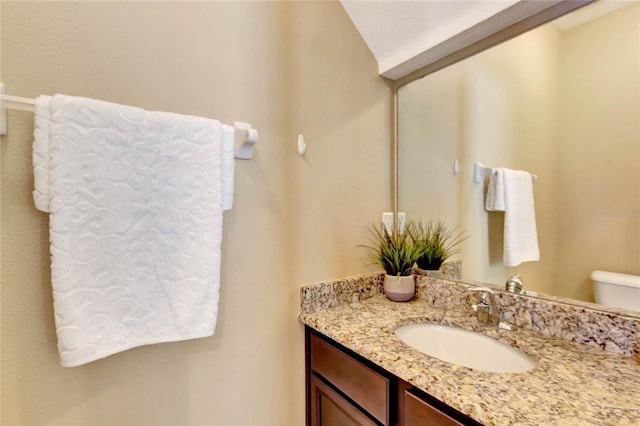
[{"x1": 591, "y1": 270, "x2": 640, "y2": 311}]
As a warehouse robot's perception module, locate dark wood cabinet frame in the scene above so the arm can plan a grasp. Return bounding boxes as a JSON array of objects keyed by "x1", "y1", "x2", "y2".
[{"x1": 305, "y1": 326, "x2": 482, "y2": 426}]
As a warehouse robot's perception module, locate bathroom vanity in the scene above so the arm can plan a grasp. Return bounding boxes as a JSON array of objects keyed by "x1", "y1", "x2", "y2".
[
  {"x1": 299, "y1": 274, "x2": 640, "y2": 426},
  {"x1": 307, "y1": 327, "x2": 479, "y2": 426}
]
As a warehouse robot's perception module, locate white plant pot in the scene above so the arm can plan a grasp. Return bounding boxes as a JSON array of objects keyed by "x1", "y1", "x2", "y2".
[{"x1": 383, "y1": 274, "x2": 415, "y2": 302}]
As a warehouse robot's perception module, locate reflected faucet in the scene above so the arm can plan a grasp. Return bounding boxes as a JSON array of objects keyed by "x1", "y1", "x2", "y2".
[{"x1": 505, "y1": 275, "x2": 524, "y2": 294}]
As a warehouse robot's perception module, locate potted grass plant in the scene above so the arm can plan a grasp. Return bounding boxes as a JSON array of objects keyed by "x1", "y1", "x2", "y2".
[
  {"x1": 407, "y1": 220, "x2": 468, "y2": 277},
  {"x1": 363, "y1": 221, "x2": 422, "y2": 301}
]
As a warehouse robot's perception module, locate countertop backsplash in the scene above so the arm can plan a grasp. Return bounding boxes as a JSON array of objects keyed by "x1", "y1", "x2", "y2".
[{"x1": 300, "y1": 273, "x2": 639, "y2": 358}]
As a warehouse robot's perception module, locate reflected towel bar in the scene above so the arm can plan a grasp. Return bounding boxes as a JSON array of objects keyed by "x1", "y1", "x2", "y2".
[{"x1": 474, "y1": 162, "x2": 537, "y2": 183}]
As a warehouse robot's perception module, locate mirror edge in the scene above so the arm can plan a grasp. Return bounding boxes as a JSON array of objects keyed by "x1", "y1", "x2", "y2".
[{"x1": 392, "y1": 0, "x2": 594, "y2": 89}]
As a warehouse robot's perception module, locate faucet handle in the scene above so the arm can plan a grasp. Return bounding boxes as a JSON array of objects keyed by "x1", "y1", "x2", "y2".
[
  {"x1": 467, "y1": 287, "x2": 495, "y2": 306},
  {"x1": 467, "y1": 286, "x2": 511, "y2": 330}
]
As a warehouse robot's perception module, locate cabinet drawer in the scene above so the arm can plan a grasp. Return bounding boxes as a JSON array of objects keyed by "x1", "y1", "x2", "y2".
[
  {"x1": 310, "y1": 373, "x2": 378, "y2": 426},
  {"x1": 405, "y1": 390, "x2": 464, "y2": 426},
  {"x1": 310, "y1": 334, "x2": 390, "y2": 425}
]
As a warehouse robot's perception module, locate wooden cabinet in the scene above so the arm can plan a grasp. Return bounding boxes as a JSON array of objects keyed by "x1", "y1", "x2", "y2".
[
  {"x1": 310, "y1": 373, "x2": 378, "y2": 426},
  {"x1": 305, "y1": 327, "x2": 481, "y2": 426},
  {"x1": 404, "y1": 390, "x2": 465, "y2": 426},
  {"x1": 310, "y1": 332, "x2": 390, "y2": 424}
]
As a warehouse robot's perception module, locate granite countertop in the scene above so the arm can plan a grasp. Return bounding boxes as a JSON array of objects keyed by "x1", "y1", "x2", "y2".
[{"x1": 299, "y1": 294, "x2": 640, "y2": 426}]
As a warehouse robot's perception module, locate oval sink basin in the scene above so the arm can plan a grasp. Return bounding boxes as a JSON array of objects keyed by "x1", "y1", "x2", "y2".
[{"x1": 394, "y1": 323, "x2": 537, "y2": 373}]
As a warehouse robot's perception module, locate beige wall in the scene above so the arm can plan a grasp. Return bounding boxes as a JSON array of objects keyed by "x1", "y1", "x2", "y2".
[
  {"x1": 555, "y1": 3, "x2": 640, "y2": 301},
  {"x1": 0, "y1": 2, "x2": 391, "y2": 425},
  {"x1": 398, "y1": 3, "x2": 639, "y2": 302}
]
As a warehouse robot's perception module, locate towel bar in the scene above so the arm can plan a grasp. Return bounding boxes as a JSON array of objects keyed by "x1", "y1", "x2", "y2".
[
  {"x1": 474, "y1": 162, "x2": 537, "y2": 183},
  {"x1": 0, "y1": 83, "x2": 258, "y2": 159}
]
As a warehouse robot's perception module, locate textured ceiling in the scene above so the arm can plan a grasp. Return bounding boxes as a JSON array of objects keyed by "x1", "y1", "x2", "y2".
[
  {"x1": 341, "y1": 0, "x2": 637, "y2": 80},
  {"x1": 340, "y1": 0, "x2": 519, "y2": 79}
]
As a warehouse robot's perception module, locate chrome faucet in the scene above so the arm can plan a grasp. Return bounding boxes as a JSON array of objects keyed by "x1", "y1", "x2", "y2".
[
  {"x1": 467, "y1": 287, "x2": 513, "y2": 331},
  {"x1": 468, "y1": 287, "x2": 500, "y2": 325}
]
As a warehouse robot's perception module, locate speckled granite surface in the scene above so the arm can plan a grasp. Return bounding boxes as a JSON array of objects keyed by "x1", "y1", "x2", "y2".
[
  {"x1": 299, "y1": 274, "x2": 640, "y2": 426},
  {"x1": 301, "y1": 274, "x2": 640, "y2": 357},
  {"x1": 300, "y1": 274, "x2": 384, "y2": 314}
]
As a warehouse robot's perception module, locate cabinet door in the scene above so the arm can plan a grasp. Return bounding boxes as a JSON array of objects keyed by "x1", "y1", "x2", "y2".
[
  {"x1": 404, "y1": 391, "x2": 465, "y2": 426},
  {"x1": 310, "y1": 374, "x2": 378, "y2": 426},
  {"x1": 310, "y1": 333, "x2": 390, "y2": 424}
]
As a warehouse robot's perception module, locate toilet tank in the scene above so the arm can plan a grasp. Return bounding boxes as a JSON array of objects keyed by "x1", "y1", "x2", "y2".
[{"x1": 591, "y1": 270, "x2": 640, "y2": 311}]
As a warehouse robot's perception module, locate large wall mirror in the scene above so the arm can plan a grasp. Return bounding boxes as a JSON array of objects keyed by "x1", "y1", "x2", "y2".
[{"x1": 397, "y1": 0, "x2": 639, "y2": 313}]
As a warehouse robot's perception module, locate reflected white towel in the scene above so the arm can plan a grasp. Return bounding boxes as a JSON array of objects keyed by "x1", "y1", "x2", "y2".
[
  {"x1": 502, "y1": 168, "x2": 540, "y2": 267},
  {"x1": 485, "y1": 169, "x2": 505, "y2": 212},
  {"x1": 33, "y1": 94, "x2": 224, "y2": 367}
]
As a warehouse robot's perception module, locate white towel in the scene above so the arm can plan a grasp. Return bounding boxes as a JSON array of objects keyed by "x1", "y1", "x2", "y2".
[
  {"x1": 32, "y1": 95, "x2": 52, "y2": 211},
  {"x1": 221, "y1": 124, "x2": 235, "y2": 211},
  {"x1": 501, "y1": 168, "x2": 540, "y2": 267},
  {"x1": 485, "y1": 168, "x2": 505, "y2": 212},
  {"x1": 33, "y1": 94, "x2": 224, "y2": 367}
]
